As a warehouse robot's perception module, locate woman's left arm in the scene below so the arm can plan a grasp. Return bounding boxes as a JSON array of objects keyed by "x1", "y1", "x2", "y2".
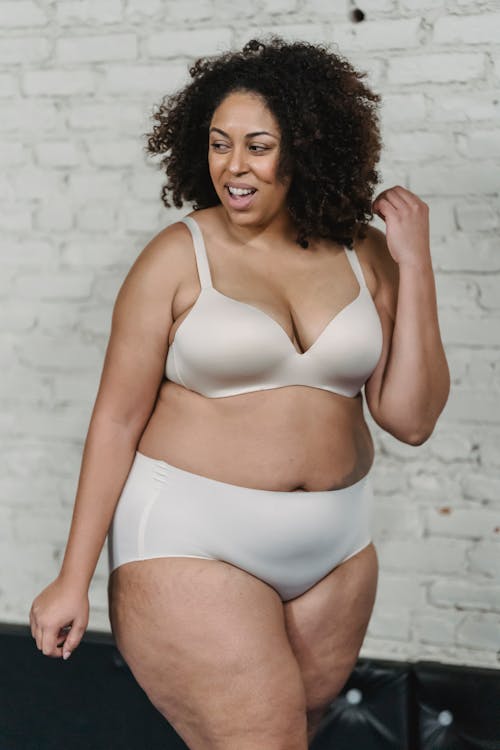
[{"x1": 364, "y1": 185, "x2": 450, "y2": 445}]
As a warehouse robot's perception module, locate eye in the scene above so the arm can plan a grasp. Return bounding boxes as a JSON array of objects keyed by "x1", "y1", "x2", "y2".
[{"x1": 210, "y1": 143, "x2": 269, "y2": 153}]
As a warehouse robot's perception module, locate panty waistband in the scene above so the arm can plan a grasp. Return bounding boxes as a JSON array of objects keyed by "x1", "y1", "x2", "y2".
[{"x1": 134, "y1": 450, "x2": 371, "y2": 498}]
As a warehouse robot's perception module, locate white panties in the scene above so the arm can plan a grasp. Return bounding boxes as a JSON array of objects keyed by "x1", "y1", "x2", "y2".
[{"x1": 107, "y1": 451, "x2": 374, "y2": 602}]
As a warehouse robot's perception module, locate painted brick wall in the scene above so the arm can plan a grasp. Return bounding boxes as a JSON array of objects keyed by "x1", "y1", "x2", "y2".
[{"x1": 1, "y1": 0, "x2": 499, "y2": 668}]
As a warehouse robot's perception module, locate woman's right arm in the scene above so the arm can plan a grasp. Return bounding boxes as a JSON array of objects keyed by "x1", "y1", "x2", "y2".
[{"x1": 29, "y1": 222, "x2": 187, "y2": 660}]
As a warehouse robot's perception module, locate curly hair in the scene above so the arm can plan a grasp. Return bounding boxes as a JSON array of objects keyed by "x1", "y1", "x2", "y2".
[{"x1": 144, "y1": 36, "x2": 382, "y2": 249}]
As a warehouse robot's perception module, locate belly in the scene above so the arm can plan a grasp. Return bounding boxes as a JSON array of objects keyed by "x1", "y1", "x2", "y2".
[{"x1": 136, "y1": 380, "x2": 375, "y2": 491}]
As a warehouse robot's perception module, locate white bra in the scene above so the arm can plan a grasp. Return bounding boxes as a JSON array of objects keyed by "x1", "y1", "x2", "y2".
[{"x1": 165, "y1": 215, "x2": 383, "y2": 398}]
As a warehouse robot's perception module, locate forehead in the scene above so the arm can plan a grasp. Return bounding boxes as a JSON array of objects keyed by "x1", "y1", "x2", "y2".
[{"x1": 210, "y1": 91, "x2": 279, "y2": 131}]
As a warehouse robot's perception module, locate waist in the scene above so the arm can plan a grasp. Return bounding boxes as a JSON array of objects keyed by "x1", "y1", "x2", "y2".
[{"x1": 137, "y1": 381, "x2": 374, "y2": 491}]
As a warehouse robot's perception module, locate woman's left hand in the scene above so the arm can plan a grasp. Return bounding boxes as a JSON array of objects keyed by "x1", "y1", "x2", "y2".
[{"x1": 372, "y1": 185, "x2": 431, "y2": 268}]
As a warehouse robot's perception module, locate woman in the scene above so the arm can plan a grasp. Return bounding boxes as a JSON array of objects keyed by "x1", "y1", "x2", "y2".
[{"x1": 29, "y1": 37, "x2": 450, "y2": 749}]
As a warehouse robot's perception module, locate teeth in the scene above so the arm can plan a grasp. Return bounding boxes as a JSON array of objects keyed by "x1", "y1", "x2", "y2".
[{"x1": 228, "y1": 186, "x2": 254, "y2": 196}]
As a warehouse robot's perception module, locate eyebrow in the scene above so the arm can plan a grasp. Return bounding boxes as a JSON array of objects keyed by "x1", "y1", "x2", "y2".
[{"x1": 209, "y1": 127, "x2": 278, "y2": 139}]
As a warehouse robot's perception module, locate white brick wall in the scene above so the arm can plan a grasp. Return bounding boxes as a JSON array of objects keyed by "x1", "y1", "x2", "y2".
[{"x1": 1, "y1": 1, "x2": 499, "y2": 669}]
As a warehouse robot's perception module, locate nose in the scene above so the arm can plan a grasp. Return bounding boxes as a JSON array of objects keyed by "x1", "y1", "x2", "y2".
[{"x1": 228, "y1": 144, "x2": 248, "y2": 175}]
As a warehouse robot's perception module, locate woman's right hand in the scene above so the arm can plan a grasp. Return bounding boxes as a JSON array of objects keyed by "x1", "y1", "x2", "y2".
[{"x1": 29, "y1": 576, "x2": 90, "y2": 660}]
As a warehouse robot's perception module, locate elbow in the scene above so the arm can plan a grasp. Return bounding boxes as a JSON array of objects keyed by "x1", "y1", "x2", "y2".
[
  {"x1": 373, "y1": 377, "x2": 450, "y2": 446},
  {"x1": 405, "y1": 428, "x2": 433, "y2": 446},
  {"x1": 386, "y1": 420, "x2": 436, "y2": 446},
  {"x1": 405, "y1": 415, "x2": 440, "y2": 445},
  {"x1": 405, "y1": 382, "x2": 451, "y2": 446}
]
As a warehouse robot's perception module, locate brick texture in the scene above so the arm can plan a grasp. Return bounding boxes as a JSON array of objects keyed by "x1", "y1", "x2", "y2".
[{"x1": 1, "y1": 0, "x2": 499, "y2": 669}]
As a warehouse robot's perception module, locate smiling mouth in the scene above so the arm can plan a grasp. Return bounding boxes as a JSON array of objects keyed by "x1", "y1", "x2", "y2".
[{"x1": 225, "y1": 185, "x2": 257, "y2": 197}]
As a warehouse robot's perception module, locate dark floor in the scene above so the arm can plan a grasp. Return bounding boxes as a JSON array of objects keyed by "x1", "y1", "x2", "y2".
[{"x1": 1, "y1": 623, "x2": 499, "y2": 750}]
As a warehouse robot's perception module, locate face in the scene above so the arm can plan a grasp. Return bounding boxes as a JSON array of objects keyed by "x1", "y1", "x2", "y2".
[{"x1": 208, "y1": 90, "x2": 292, "y2": 227}]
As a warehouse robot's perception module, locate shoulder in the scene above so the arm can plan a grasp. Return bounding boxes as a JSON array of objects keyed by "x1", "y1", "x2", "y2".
[
  {"x1": 130, "y1": 217, "x2": 198, "y2": 278},
  {"x1": 182, "y1": 206, "x2": 221, "y2": 236},
  {"x1": 353, "y1": 223, "x2": 399, "y2": 319},
  {"x1": 114, "y1": 217, "x2": 196, "y2": 310},
  {"x1": 137, "y1": 217, "x2": 193, "y2": 265}
]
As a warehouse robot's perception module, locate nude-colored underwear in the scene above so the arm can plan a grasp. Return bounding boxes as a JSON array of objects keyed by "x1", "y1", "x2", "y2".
[{"x1": 107, "y1": 451, "x2": 373, "y2": 602}]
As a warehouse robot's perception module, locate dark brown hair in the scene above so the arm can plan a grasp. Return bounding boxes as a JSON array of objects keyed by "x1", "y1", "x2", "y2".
[{"x1": 145, "y1": 36, "x2": 383, "y2": 249}]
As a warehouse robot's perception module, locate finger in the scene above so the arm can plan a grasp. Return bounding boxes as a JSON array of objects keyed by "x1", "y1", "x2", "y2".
[
  {"x1": 376, "y1": 185, "x2": 412, "y2": 206},
  {"x1": 374, "y1": 191, "x2": 405, "y2": 211},
  {"x1": 389, "y1": 185, "x2": 414, "y2": 206},
  {"x1": 41, "y1": 627, "x2": 59, "y2": 658},
  {"x1": 373, "y1": 197, "x2": 395, "y2": 220},
  {"x1": 62, "y1": 621, "x2": 86, "y2": 660},
  {"x1": 35, "y1": 625, "x2": 43, "y2": 651},
  {"x1": 56, "y1": 624, "x2": 71, "y2": 649}
]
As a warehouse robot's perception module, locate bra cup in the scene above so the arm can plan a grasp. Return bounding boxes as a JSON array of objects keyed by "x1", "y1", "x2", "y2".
[
  {"x1": 166, "y1": 285, "x2": 383, "y2": 399},
  {"x1": 310, "y1": 295, "x2": 383, "y2": 394},
  {"x1": 166, "y1": 292, "x2": 291, "y2": 392}
]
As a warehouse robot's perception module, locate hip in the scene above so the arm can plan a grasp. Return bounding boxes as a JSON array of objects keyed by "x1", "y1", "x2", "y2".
[{"x1": 107, "y1": 450, "x2": 376, "y2": 600}]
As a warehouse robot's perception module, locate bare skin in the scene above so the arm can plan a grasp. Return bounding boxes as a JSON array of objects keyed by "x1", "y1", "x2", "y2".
[
  {"x1": 136, "y1": 207, "x2": 378, "y2": 493},
  {"x1": 29, "y1": 83, "x2": 449, "y2": 750},
  {"x1": 107, "y1": 202, "x2": 384, "y2": 747},
  {"x1": 30, "y1": 67, "x2": 449, "y2": 750},
  {"x1": 109, "y1": 546, "x2": 378, "y2": 749},
  {"x1": 107, "y1": 95, "x2": 395, "y2": 749}
]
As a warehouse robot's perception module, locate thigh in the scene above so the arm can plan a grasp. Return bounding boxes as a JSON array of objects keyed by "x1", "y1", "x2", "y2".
[
  {"x1": 283, "y1": 542, "x2": 378, "y2": 713},
  {"x1": 108, "y1": 556, "x2": 309, "y2": 750}
]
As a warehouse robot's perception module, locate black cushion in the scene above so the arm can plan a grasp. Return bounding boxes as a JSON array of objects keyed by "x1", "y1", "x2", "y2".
[
  {"x1": 312, "y1": 658, "x2": 417, "y2": 750},
  {"x1": 415, "y1": 661, "x2": 500, "y2": 750},
  {"x1": 0, "y1": 625, "x2": 187, "y2": 750}
]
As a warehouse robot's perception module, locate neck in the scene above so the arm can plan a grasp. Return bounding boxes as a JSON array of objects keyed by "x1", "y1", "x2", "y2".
[{"x1": 217, "y1": 205, "x2": 301, "y2": 251}]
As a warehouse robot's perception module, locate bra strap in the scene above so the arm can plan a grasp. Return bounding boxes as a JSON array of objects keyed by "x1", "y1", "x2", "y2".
[
  {"x1": 181, "y1": 216, "x2": 213, "y2": 289},
  {"x1": 344, "y1": 246, "x2": 367, "y2": 289}
]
